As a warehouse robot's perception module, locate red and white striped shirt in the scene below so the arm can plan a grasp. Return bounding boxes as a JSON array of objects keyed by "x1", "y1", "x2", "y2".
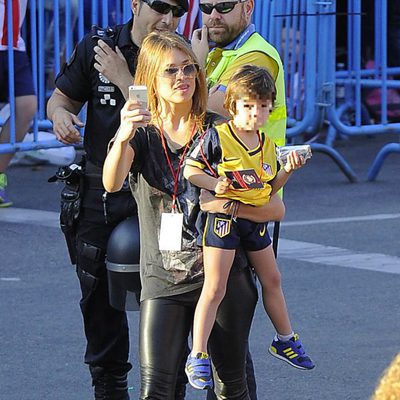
[
  {"x1": 177, "y1": 0, "x2": 199, "y2": 40},
  {"x1": 0, "y1": 0, "x2": 28, "y2": 51}
]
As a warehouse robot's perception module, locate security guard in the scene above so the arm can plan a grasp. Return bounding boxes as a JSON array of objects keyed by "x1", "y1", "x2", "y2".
[
  {"x1": 192, "y1": 0, "x2": 286, "y2": 148},
  {"x1": 47, "y1": 1, "x2": 189, "y2": 399}
]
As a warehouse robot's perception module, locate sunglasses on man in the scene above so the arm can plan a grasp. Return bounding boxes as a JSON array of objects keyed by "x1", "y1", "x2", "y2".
[
  {"x1": 141, "y1": 0, "x2": 187, "y2": 18},
  {"x1": 199, "y1": 0, "x2": 248, "y2": 15}
]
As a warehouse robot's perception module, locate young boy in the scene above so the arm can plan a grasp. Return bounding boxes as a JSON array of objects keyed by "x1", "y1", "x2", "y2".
[{"x1": 183, "y1": 65, "x2": 314, "y2": 390}]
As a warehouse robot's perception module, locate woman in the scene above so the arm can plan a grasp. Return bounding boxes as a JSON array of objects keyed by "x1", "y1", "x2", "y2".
[{"x1": 103, "y1": 31, "x2": 285, "y2": 399}]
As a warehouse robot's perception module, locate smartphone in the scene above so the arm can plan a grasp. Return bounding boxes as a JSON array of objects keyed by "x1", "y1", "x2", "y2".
[
  {"x1": 129, "y1": 85, "x2": 148, "y2": 108},
  {"x1": 276, "y1": 144, "x2": 312, "y2": 166}
]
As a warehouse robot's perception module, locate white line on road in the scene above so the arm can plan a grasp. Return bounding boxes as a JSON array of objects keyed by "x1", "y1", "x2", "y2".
[
  {"x1": 0, "y1": 207, "x2": 59, "y2": 228},
  {"x1": 1, "y1": 277, "x2": 21, "y2": 281},
  {"x1": 1, "y1": 208, "x2": 399, "y2": 229},
  {"x1": 1, "y1": 208, "x2": 399, "y2": 274},
  {"x1": 279, "y1": 239, "x2": 400, "y2": 275},
  {"x1": 282, "y1": 213, "x2": 400, "y2": 227}
]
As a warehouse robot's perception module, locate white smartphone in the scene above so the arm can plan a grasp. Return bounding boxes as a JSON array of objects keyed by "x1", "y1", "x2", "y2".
[{"x1": 128, "y1": 85, "x2": 148, "y2": 108}]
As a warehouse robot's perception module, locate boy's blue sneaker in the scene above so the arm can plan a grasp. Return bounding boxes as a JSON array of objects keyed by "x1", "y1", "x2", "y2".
[
  {"x1": 269, "y1": 333, "x2": 315, "y2": 370},
  {"x1": 185, "y1": 352, "x2": 213, "y2": 390},
  {"x1": 0, "y1": 173, "x2": 12, "y2": 208}
]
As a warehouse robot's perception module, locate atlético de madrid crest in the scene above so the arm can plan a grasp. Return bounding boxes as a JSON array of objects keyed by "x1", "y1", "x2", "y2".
[{"x1": 214, "y1": 217, "x2": 231, "y2": 238}]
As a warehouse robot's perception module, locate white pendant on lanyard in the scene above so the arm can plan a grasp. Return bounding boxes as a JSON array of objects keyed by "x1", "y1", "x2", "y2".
[
  {"x1": 157, "y1": 123, "x2": 196, "y2": 252},
  {"x1": 159, "y1": 210, "x2": 184, "y2": 251}
]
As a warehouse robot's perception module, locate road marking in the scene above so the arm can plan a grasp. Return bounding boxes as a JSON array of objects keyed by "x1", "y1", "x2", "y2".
[
  {"x1": 1, "y1": 277, "x2": 21, "y2": 281},
  {"x1": 1, "y1": 208, "x2": 399, "y2": 274},
  {"x1": 282, "y1": 213, "x2": 400, "y2": 227},
  {"x1": 279, "y1": 239, "x2": 400, "y2": 275},
  {"x1": 1, "y1": 209, "x2": 399, "y2": 229},
  {"x1": 0, "y1": 207, "x2": 59, "y2": 228}
]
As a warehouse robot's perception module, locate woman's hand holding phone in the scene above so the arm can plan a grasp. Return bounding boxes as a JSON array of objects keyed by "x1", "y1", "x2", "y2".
[{"x1": 117, "y1": 88, "x2": 151, "y2": 142}]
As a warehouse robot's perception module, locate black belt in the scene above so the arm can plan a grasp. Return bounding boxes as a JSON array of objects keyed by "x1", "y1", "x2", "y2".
[
  {"x1": 84, "y1": 160, "x2": 130, "y2": 191},
  {"x1": 85, "y1": 160, "x2": 104, "y2": 190}
]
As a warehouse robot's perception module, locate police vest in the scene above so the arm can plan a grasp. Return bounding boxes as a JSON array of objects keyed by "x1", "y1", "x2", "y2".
[{"x1": 207, "y1": 32, "x2": 286, "y2": 147}]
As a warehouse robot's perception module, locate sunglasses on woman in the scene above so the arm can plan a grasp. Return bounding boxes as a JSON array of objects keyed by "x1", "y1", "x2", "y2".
[
  {"x1": 141, "y1": 0, "x2": 187, "y2": 18},
  {"x1": 159, "y1": 63, "x2": 200, "y2": 79},
  {"x1": 199, "y1": 0, "x2": 247, "y2": 15}
]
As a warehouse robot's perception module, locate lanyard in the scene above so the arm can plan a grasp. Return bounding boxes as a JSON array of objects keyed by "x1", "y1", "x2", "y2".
[{"x1": 158, "y1": 121, "x2": 197, "y2": 210}]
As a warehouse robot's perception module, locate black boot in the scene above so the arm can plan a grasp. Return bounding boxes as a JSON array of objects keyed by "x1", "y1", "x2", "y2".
[{"x1": 91, "y1": 366, "x2": 130, "y2": 400}]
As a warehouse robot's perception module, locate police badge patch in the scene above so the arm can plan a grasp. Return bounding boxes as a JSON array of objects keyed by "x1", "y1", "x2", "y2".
[
  {"x1": 214, "y1": 217, "x2": 231, "y2": 238},
  {"x1": 99, "y1": 73, "x2": 111, "y2": 84}
]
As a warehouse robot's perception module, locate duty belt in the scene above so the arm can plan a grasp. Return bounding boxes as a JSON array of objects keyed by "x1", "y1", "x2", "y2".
[
  {"x1": 85, "y1": 160, "x2": 104, "y2": 190},
  {"x1": 85, "y1": 159, "x2": 130, "y2": 191}
]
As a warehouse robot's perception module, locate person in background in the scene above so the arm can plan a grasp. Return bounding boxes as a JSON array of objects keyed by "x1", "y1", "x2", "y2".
[
  {"x1": 0, "y1": 0, "x2": 37, "y2": 207},
  {"x1": 192, "y1": 0, "x2": 286, "y2": 150}
]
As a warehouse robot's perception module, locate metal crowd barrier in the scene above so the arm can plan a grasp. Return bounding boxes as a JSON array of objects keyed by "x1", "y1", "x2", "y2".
[
  {"x1": 0, "y1": 0, "x2": 132, "y2": 155},
  {"x1": 253, "y1": 0, "x2": 399, "y2": 182},
  {"x1": 254, "y1": 0, "x2": 360, "y2": 182},
  {"x1": 320, "y1": 0, "x2": 400, "y2": 181},
  {"x1": 1, "y1": 0, "x2": 398, "y2": 182}
]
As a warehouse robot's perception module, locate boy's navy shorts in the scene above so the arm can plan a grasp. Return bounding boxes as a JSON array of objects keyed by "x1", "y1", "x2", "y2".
[
  {"x1": 197, "y1": 212, "x2": 272, "y2": 251},
  {"x1": 0, "y1": 50, "x2": 35, "y2": 102}
]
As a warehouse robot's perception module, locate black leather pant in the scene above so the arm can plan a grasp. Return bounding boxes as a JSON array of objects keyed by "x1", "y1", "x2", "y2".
[{"x1": 139, "y1": 267, "x2": 258, "y2": 400}]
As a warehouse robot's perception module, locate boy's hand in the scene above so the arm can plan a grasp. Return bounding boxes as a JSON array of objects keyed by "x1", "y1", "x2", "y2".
[
  {"x1": 214, "y1": 177, "x2": 231, "y2": 194},
  {"x1": 283, "y1": 150, "x2": 306, "y2": 173}
]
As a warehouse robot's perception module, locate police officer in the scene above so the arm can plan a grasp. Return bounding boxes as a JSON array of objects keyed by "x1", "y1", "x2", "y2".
[{"x1": 47, "y1": 1, "x2": 189, "y2": 399}]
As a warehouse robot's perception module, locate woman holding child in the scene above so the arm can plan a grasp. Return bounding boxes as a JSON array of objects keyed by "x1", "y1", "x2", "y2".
[{"x1": 103, "y1": 31, "x2": 284, "y2": 399}]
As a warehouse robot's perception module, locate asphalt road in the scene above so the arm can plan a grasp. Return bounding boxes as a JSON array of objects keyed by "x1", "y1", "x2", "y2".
[{"x1": 1, "y1": 132, "x2": 399, "y2": 400}]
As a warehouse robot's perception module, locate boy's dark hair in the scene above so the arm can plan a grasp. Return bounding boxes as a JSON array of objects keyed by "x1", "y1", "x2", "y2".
[{"x1": 224, "y1": 64, "x2": 276, "y2": 114}]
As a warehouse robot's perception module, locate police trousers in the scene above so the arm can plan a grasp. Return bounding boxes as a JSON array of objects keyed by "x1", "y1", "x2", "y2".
[
  {"x1": 139, "y1": 266, "x2": 258, "y2": 400},
  {"x1": 76, "y1": 208, "x2": 132, "y2": 380}
]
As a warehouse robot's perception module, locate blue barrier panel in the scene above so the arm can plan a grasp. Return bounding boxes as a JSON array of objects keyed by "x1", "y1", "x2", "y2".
[
  {"x1": 253, "y1": 0, "x2": 319, "y2": 137},
  {"x1": 323, "y1": 0, "x2": 400, "y2": 180},
  {"x1": 252, "y1": 0, "x2": 357, "y2": 181},
  {"x1": 1, "y1": 0, "x2": 398, "y2": 182}
]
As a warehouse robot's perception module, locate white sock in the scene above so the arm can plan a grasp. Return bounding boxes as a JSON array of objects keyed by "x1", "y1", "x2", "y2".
[{"x1": 276, "y1": 332, "x2": 294, "y2": 342}]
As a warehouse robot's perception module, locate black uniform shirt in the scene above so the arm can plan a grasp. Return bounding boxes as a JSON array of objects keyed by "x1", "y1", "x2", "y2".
[{"x1": 55, "y1": 20, "x2": 139, "y2": 166}]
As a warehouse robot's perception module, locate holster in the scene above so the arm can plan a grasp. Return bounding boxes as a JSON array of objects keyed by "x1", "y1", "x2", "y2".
[
  {"x1": 49, "y1": 158, "x2": 85, "y2": 265},
  {"x1": 60, "y1": 182, "x2": 81, "y2": 264}
]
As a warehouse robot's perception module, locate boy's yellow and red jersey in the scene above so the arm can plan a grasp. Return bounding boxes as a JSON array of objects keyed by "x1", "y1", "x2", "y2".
[{"x1": 185, "y1": 122, "x2": 278, "y2": 207}]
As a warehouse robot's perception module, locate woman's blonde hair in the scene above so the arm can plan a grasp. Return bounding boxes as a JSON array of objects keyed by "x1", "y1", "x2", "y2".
[
  {"x1": 371, "y1": 353, "x2": 400, "y2": 400},
  {"x1": 134, "y1": 31, "x2": 207, "y2": 131},
  {"x1": 224, "y1": 64, "x2": 276, "y2": 115}
]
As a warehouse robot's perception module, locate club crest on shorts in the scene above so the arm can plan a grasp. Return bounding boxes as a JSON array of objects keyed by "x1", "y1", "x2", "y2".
[{"x1": 214, "y1": 217, "x2": 231, "y2": 238}]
